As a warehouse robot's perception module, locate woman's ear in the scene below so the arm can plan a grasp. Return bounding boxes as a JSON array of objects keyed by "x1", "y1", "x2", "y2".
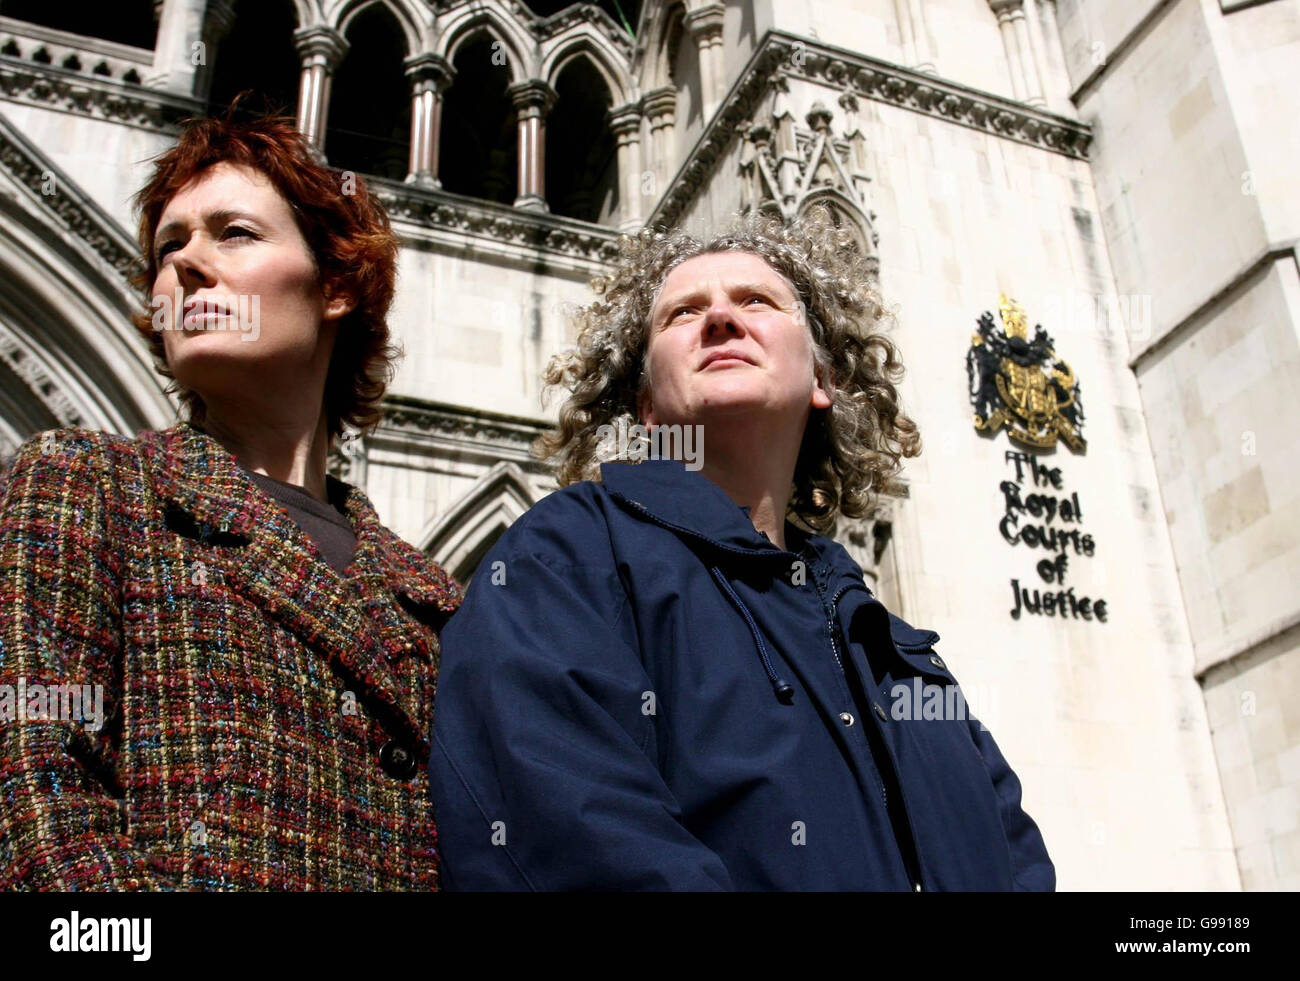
[
  {"x1": 811, "y1": 362, "x2": 833, "y2": 410},
  {"x1": 322, "y1": 280, "x2": 356, "y2": 323}
]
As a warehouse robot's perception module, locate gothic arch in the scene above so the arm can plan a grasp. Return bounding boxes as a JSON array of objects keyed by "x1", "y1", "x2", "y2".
[
  {"x1": 418, "y1": 462, "x2": 537, "y2": 585},
  {"x1": 640, "y1": 0, "x2": 686, "y2": 91},
  {"x1": 329, "y1": 0, "x2": 425, "y2": 55},
  {"x1": 436, "y1": 7, "x2": 534, "y2": 85},
  {"x1": 540, "y1": 29, "x2": 632, "y2": 107},
  {"x1": 208, "y1": 0, "x2": 301, "y2": 117},
  {"x1": 327, "y1": 1, "x2": 412, "y2": 179},
  {"x1": 547, "y1": 55, "x2": 618, "y2": 223},
  {"x1": 798, "y1": 189, "x2": 878, "y2": 267},
  {"x1": 286, "y1": 0, "x2": 324, "y2": 31},
  {"x1": 439, "y1": 33, "x2": 519, "y2": 204},
  {"x1": 0, "y1": 190, "x2": 173, "y2": 453}
]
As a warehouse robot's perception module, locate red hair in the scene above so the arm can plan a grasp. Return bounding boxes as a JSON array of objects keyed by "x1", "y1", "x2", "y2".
[{"x1": 129, "y1": 100, "x2": 400, "y2": 437}]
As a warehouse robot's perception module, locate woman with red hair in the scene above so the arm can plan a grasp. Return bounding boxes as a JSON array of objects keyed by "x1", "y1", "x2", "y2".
[{"x1": 0, "y1": 108, "x2": 459, "y2": 890}]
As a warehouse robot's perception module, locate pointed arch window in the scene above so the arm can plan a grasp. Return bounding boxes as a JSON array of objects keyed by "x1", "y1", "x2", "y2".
[
  {"x1": 326, "y1": 3, "x2": 411, "y2": 180},
  {"x1": 546, "y1": 57, "x2": 617, "y2": 223},
  {"x1": 206, "y1": 0, "x2": 300, "y2": 118},
  {"x1": 438, "y1": 33, "x2": 518, "y2": 205}
]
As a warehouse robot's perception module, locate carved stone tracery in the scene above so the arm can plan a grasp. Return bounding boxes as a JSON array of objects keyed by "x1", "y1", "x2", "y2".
[{"x1": 739, "y1": 84, "x2": 880, "y2": 276}]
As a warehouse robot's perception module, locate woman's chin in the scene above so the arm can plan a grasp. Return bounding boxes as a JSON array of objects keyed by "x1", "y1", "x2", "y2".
[
  {"x1": 167, "y1": 335, "x2": 274, "y2": 389},
  {"x1": 165, "y1": 326, "x2": 261, "y2": 358},
  {"x1": 689, "y1": 395, "x2": 771, "y2": 421}
]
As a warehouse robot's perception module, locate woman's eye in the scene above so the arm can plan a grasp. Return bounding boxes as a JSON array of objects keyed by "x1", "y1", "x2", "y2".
[{"x1": 154, "y1": 226, "x2": 253, "y2": 263}]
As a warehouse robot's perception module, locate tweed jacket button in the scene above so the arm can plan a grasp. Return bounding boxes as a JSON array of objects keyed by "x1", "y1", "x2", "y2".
[{"x1": 379, "y1": 740, "x2": 419, "y2": 780}]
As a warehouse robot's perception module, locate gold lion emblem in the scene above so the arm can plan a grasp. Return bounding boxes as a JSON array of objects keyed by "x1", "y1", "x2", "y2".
[{"x1": 966, "y1": 294, "x2": 1085, "y2": 451}]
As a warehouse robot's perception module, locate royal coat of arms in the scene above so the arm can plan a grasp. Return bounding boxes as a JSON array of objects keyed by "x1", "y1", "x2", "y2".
[{"x1": 966, "y1": 294, "x2": 1086, "y2": 451}]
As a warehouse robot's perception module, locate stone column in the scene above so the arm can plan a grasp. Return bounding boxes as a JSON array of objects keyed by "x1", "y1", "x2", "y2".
[
  {"x1": 1022, "y1": 1, "x2": 1054, "y2": 111},
  {"x1": 1013, "y1": 1, "x2": 1047, "y2": 106},
  {"x1": 146, "y1": 0, "x2": 233, "y2": 99},
  {"x1": 684, "y1": 2, "x2": 725, "y2": 119},
  {"x1": 988, "y1": 0, "x2": 1044, "y2": 106},
  {"x1": 1034, "y1": 0, "x2": 1070, "y2": 111},
  {"x1": 195, "y1": 0, "x2": 236, "y2": 103},
  {"x1": 293, "y1": 25, "x2": 349, "y2": 161},
  {"x1": 404, "y1": 53, "x2": 454, "y2": 188},
  {"x1": 894, "y1": 0, "x2": 936, "y2": 74},
  {"x1": 509, "y1": 79, "x2": 557, "y2": 212},
  {"x1": 609, "y1": 103, "x2": 645, "y2": 231},
  {"x1": 643, "y1": 86, "x2": 677, "y2": 188}
]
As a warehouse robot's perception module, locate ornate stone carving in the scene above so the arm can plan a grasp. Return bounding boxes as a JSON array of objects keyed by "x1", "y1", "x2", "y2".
[
  {"x1": 0, "y1": 118, "x2": 142, "y2": 280},
  {"x1": 532, "y1": 2, "x2": 635, "y2": 55},
  {"x1": 0, "y1": 329, "x2": 85, "y2": 428},
  {"x1": 433, "y1": 0, "x2": 633, "y2": 56},
  {"x1": 380, "y1": 395, "x2": 551, "y2": 467},
  {"x1": 0, "y1": 58, "x2": 198, "y2": 132},
  {"x1": 369, "y1": 176, "x2": 621, "y2": 264},
  {"x1": 739, "y1": 90, "x2": 881, "y2": 276},
  {"x1": 0, "y1": 17, "x2": 153, "y2": 86},
  {"x1": 653, "y1": 32, "x2": 1092, "y2": 230}
]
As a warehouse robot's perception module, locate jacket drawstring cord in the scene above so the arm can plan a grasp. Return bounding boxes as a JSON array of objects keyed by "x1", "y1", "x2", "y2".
[{"x1": 709, "y1": 565, "x2": 795, "y2": 704}]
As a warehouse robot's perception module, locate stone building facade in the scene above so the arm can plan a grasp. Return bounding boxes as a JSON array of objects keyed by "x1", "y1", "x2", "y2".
[{"x1": 0, "y1": 0, "x2": 1294, "y2": 889}]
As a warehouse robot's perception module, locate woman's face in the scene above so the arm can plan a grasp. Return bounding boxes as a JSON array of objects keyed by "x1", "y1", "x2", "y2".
[
  {"x1": 640, "y1": 250, "x2": 831, "y2": 429},
  {"x1": 151, "y1": 161, "x2": 351, "y2": 412}
]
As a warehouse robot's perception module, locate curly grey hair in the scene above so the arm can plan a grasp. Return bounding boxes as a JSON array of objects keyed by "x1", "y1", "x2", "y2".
[{"x1": 536, "y1": 207, "x2": 921, "y2": 534}]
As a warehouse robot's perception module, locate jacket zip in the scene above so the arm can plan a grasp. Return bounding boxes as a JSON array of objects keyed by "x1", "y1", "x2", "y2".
[
  {"x1": 819, "y1": 582, "x2": 883, "y2": 804},
  {"x1": 620, "y1": 494, "x2": 925, "y2": 889},
  {"x1": 823, "y1": 579, "x2": 926, "y2": 891},
  {"x1": 823, "y1": 584, "x2": 853, "y2": 679}
]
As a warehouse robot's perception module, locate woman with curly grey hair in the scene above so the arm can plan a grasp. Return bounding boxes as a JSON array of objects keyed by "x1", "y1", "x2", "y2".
[
  {"x1": 538, "y1": 208, "x2": 919, "y2": 536},
  {"x1": 429, "y1": 209, "x2": 1055, "y2": 892}
]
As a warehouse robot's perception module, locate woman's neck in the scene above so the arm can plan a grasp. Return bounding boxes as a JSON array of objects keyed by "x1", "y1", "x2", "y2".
[
  {"x1": 198, "y1": 400, "x2": 333, "y2": 503},
  {"x1": 695, "y1": 416, "x2": 803, "y2": 552}
]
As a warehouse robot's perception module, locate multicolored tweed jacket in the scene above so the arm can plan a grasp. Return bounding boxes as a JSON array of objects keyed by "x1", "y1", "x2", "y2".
[{"x1": 0, "y1": 423, "x2": 461, "y2": 890}]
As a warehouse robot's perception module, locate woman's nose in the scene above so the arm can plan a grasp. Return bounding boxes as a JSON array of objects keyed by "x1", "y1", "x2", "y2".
[
  {"x1": 171, "y1": 243, "x2": 216, "y2": 288},
  {"x1": 702, "y1": 298, "x2": 742, "y2": 336}
]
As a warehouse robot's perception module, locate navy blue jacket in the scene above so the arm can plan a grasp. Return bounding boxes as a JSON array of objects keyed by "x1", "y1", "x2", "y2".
[{"x1": 429, "y1": 459, "x2": 1055, "y2": 891}]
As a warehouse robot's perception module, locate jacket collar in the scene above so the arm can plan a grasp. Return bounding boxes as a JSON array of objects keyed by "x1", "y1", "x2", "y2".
[
  {"x1": 137, "y1": 423, "x2": 460, "y2": 756},
  {"x1": 599, "y1": 459, "x2": 943, "y2": 659},
  {"x1": 138, "y1": 422, "x2": 459, "y2": 611},
  {"x1": 600, "y1": 459, "x2": 802, "y2": 558}
]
